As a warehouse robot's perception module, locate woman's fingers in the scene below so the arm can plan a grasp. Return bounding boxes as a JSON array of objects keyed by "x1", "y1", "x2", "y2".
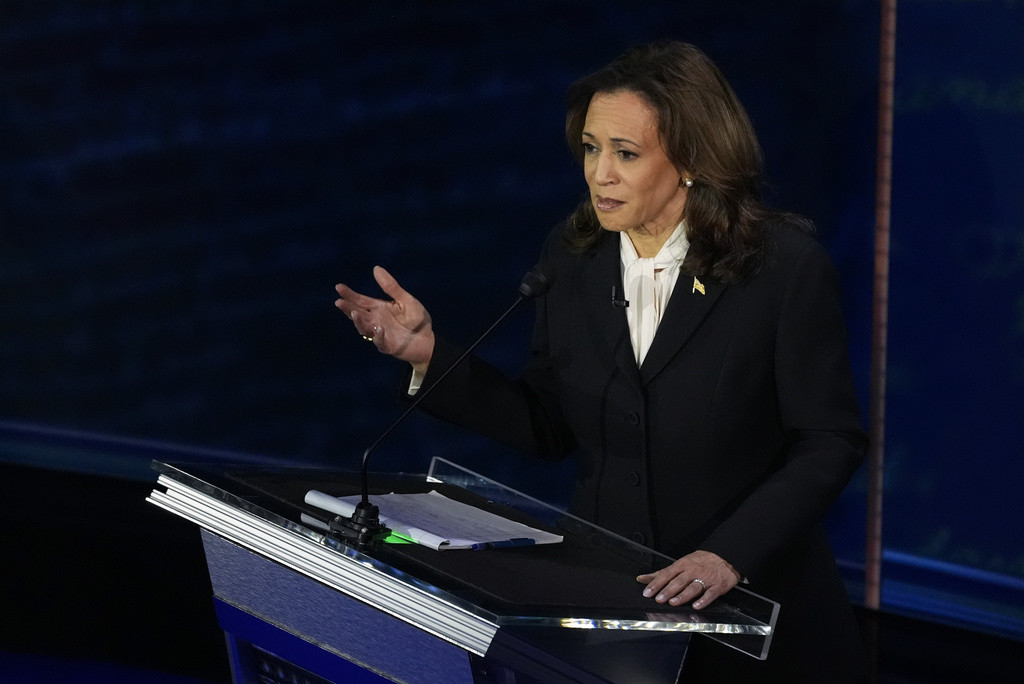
[
  {"x1": 692, "y1": 581, "x2": 724, "y2": 610},
  {"x1": 336, "y1": 268, "x2": 421, "y2": 323},
  {"x1": 335, "y1": 282, "x2": 377, "y2": 310},
  {"x1": 348, "y1": 310, "x2": 379, "y2": 340},
  {"x1": 373, "y1": 266, "x2": 429, "y2": 327},
  {"x1": 637, "y1": 566, "x2": 700, "y2": 604},
  {"x1": 372, "y1": 266, "x2": 406, "y2": 302},
  {"x1": 657, "y1": 574, "x2": 712, "y2": 607}
]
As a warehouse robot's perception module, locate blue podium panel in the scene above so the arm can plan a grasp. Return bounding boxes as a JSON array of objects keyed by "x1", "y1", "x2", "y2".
[
  {"x1": 203, "y1": 530, "x2": 475, "y2": 684},
  {"x1": 216, "y1": 600, "x2": 393, "y2": 684}
]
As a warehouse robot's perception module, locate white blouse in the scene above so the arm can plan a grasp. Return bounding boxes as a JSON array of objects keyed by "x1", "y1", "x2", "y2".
[{"x1": 620, "y1": 221, "x2": 689, "y2": 366}]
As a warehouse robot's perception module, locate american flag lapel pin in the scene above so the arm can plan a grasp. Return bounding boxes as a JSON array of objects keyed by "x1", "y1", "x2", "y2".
[{"x1": 692, "y1": 276, "x2": 705, "y2": 295}]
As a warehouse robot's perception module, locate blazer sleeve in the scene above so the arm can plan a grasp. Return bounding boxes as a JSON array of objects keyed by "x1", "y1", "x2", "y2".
[
  {"x1": 698, "y1": 238, "x2": 867, "y2": 580},
  {"x1": 403, "y1": 230, "x2": 578, "y2": 459}
]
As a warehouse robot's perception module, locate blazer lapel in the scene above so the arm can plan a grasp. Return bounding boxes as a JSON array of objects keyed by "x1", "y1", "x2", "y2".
[
  {"x1": 576, "y1": 232, "x2": 642, "y2": 386},
  {"x1": 639, "y1": 274, "x2": 727, "y2": 385}
]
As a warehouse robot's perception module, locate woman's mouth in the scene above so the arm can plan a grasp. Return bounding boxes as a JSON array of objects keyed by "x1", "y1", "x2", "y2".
[{"x1": 594, "y1": 196, "x2": 625, "y2": 212}]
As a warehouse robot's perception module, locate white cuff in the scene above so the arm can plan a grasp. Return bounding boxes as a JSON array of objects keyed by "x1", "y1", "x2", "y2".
[{"x1": 407, "y1": 367, "x2": 426, "y2": 396}]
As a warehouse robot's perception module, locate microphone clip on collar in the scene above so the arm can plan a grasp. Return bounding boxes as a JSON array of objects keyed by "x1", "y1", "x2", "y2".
[{"x1": 611, "y1": 285, "x2": 629, "y2": 308}]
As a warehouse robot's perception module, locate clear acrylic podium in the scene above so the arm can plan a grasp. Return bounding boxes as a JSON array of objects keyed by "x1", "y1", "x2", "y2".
[{"x1": 148, "y1": 458, "x2": 778, "y2": 683}]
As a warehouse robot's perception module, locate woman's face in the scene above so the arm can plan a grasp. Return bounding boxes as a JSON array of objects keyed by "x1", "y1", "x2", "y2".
[{"x1": 582, "y1": 90, "x2": 688, "y2": 240}]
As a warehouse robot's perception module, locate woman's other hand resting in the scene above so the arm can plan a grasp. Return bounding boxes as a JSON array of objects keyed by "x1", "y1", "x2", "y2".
[
  {"x1": 636, "y1": 549, "x2": 742, "y2": 610},
  {"x1": 335, "y1": 266, "x2": 435, "y2": 374}
]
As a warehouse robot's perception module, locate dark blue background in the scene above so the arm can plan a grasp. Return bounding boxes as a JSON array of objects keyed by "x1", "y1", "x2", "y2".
[{"x1": 2, "y1": 0, "x2": 1021, "y2": 639}]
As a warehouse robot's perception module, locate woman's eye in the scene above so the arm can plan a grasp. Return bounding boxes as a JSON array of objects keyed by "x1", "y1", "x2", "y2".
[
  {"x1": 581, "y1": 142, "x2": 598, "y2": 154},
  {"x1": 617, "y1": 149, "x2": 638, "y2": 161}
]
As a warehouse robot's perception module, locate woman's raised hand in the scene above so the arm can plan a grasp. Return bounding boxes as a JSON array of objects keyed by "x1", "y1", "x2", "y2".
[{"x1": 335, "y1": 266, "x2": 435, "y2": 373}]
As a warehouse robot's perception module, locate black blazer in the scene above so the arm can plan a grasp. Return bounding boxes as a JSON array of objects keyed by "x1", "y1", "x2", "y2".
[{"x1": 417, "y1": 220, "x2": 867, "y2": 682}]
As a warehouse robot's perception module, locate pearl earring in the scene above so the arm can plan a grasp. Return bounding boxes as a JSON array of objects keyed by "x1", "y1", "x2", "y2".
[{"x1": 682, "y1": 177, "x2": 694, "y2": 187}]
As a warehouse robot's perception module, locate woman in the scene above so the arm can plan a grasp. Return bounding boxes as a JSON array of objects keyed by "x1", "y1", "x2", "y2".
[{"x1": 336, "y1": 42, "x2": 866, "y2": 682}]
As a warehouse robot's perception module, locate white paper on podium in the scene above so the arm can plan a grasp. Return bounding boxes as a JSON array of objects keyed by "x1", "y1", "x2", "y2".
[{"x1": 305, "y1": 489, "x2": 563, "y2": 550}]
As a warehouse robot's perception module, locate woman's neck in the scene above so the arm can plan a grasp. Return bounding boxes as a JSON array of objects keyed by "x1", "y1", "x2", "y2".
[{"x1": 626, "y1": 223, "x2": 677, "y2": 258}]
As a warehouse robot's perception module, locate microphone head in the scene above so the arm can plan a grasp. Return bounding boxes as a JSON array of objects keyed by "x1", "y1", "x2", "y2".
[{"x1": 518, "y1": 263, "x2": 556, "y2": 299}]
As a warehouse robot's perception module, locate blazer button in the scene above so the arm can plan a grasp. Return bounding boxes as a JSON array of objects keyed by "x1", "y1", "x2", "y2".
[
  {"x1": 627, "y1": 412, "x2": 640, "y2": 426},
  {"x1": 632, "y1": 531, "x2": 647, "y2": 545},
  {"x1": 627, "y1": 471, "x2": 641, "y2": 486}
]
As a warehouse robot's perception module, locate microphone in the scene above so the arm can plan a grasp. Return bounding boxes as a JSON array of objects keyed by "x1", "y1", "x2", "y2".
[
  {"x1": 611, "y1": 285, "x2": 629, "y2": 308},
  {"x1": 330, "y1": 263, "x2": 556, "y2": 547}
]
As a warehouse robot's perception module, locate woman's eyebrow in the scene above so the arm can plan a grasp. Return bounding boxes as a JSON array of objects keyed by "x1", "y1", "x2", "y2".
[{"x1": 582, "y1": 131, "x2": 641, "y2": 147}]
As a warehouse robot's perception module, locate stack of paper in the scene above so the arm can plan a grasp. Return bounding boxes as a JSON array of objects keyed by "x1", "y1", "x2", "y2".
[{"x1": 305, "y1": 489, "x2": 563, "y2": 550}]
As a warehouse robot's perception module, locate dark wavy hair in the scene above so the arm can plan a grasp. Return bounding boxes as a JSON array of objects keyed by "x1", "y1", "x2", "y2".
[{"x1": 564, "y1": 41, "x2": 808, "y2": 283}]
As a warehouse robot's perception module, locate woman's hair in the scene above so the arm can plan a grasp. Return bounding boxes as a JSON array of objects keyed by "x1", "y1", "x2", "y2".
[{"x1": 564, "y1": 41, "x2": 806, "y2": 282}]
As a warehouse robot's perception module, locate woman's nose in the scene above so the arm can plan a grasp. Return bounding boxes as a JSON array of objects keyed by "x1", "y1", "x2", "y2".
[{"x1": 592, "y1": 152, "x2": 618, "y2": 185}]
